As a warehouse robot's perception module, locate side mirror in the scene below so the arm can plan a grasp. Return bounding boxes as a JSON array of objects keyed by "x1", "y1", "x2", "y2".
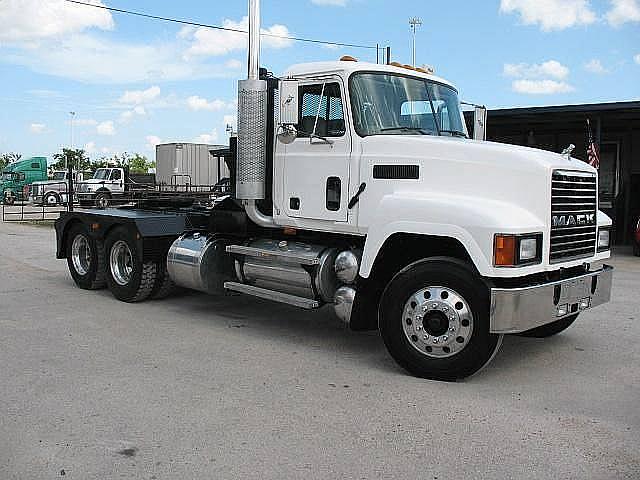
[
  {"x1": 473, "y1": 106, "x2": 487, "y2": 141},
  {"x1": 277, "y1": 124, "x2": 297, "y2": 144},
  {"x1": 279, "y1": 79, "x2": 299, "y2": 126}
]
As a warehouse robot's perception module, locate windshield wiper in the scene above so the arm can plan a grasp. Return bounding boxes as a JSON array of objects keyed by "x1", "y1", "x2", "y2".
[
  {"x1": 439, "y1": 129, "x2": 467, "y2": 138},
  {"x1": 380, "y1": 126, "x2": 432, "y2": 135}
]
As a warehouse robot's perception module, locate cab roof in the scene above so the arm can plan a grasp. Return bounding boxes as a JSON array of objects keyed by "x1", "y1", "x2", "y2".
[{"x1": 282, "y1": 61, "x2": 458, "y2": 92}]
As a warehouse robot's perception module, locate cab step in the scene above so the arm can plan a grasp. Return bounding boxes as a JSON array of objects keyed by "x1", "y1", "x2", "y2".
[{"x1": 224, "y1": 282, "x2": 320, "y2": 309}]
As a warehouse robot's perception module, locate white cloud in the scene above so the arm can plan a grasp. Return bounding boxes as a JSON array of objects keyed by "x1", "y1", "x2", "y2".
[
  {"x1": 84, "y1": 141, "x2": 96, "y2": 154},
  {"x1": 500, "y1": 0, "x2": 596, "y2": 31},
  {"x1": 3, "y1": 33, "x2": 241, "y2": 84},
  {"x1": 311, "y1": 0, "x2": 347, "y2": 5},
  {"x1": 96, "y1": 120, "x2": 115, "y2": 136},
  {"x1": 0, "y1": 0, "x2": 113, "y2": 46},
  {"x1": 225, "y1": 59, "x2": 243, "y2": 69},
  {"x1": 181, "y1": 17, "x2": 293, "y2": 57},
  {"x1": 635, "y1": 54, "x2": 640, "y2": 64},
  {"x1": 29, "y1": 123, "x2": 46, "y2": 134},
  {"x1": 606, "y1": 0, "x2": 640, "y2": 26},
  {"x1": 186, "y1": 96, "x2": 233, "y2": 112},
  {"x1": 512, "y1": 79, "x2": 575, "y2": 94},
  {"x1": 145, "y1": 135, "x2": 162, "y2": 151},
  {"x1": 194, "y1": 129, "x2": 219, "y2": 144},
  {"x1": 119, "y1": 86, "x2": 161, "y2": 105},
  {"x1": 119, "y1": 106, "x2": 147, "y2": 124},
  {"x1": 584, "y1": 59, "x2": 609, "y2": 74},
  {"x1": 504, "y1": 60, "x2": 569, "y2": 80}
]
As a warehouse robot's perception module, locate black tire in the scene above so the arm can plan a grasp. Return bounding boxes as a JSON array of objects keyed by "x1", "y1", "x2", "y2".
[
  {"x1": 517, "y1": 314, "x2": 579, "y2": 338},
  {"x1": 105, "y1": 226, "x2": 157, "y2": 302},
  {"x1": 151, "y1": 260, "x2": 176, "y2": 300},
  {"x1": 95, "y1": 192, "x2": 111, "y2": 209},
  {"x1": 66, "y1": 224, "x2": 107, "y2": 290},
  {"x1": 380, "y1": 258, "x2": 502, "y2": 381},
  {"x1": 44, "y1": 192, "x2": 60, "y2": 206},
  {"x1": 3, "y1": 191, "x2": 15, "y2": 205}
]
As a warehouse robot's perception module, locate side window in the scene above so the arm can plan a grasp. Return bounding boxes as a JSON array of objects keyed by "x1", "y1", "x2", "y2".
[
  {"x1": 110, "y1": 169, "x2": 122, "y2": 180},
  {"x1": 297, "y1": 82, "x2": 345, "y2": 138},
  {"x1": 18, "y1": 173, "x2": 26, "y2": 181},
  {"x1": 31, "y1": 162, "x2": 40, "y2": 169}
]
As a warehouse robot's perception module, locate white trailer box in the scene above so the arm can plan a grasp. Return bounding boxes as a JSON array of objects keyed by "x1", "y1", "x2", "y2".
[{"x1": 155, "y1": 143, "x2": 229, "y2": 188}]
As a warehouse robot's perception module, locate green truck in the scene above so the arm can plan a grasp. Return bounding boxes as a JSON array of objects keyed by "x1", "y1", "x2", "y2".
[{"x1": 1, "y1": 157, "x2": 48, "y2": 204}]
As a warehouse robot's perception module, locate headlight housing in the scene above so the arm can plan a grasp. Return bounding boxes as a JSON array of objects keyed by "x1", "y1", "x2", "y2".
[
  {"x1": 494, "y1": 233, "x2": 543, "y2": 267},
  {"x1": 597, "y1": 228, "x2": 610, "y2": 252}
]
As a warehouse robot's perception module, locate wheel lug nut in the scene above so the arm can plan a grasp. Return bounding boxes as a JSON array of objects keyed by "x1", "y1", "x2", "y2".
[
  {"x1": 416, "y1": 325, "x2": 422, "y2": 331},
  {"x1": 442, "y1": 335, "x2": 448, "y2": 341},
  {"x1": 433, "y1": 338, "x2": 439, "y2": 344},
  {"x1": 443, "y1": 307, "x2": 448, "y2": 312},
  {"x1": 423, "y1": 335, "x2": 429, "y2": 340},
  {"x1": 432, "y1": 303, "x2": 438, "y2": 308},
  {"x1": 449, "y1": 326, "x2": 455, "y2": 332}
]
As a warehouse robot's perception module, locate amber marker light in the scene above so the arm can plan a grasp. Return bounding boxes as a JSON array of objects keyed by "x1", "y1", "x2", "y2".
[{"x1": 494, "y1": 234, "x2": 517, "y2": 267}]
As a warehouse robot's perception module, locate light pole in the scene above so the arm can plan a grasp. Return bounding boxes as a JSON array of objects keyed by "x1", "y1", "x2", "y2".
[
  {"x1": 69, "y1": 111, "x2": 76, "y2": 170},
  {"x1": 409, "y1": 17, "x2": 422, "y2": 67}
]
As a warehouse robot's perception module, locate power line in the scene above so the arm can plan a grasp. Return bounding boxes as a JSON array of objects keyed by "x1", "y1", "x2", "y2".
[{"x1": 64, "y1": 0, "x2": 379, "y2": 50}]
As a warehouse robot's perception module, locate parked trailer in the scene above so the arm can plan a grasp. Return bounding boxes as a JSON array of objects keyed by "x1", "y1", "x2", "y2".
[
  {"x1": 54, "y1": 0, "x2": 613, "y2": 380},
  {"x1": 155, "y1": 143, "x2": 230, "y2": 189}
]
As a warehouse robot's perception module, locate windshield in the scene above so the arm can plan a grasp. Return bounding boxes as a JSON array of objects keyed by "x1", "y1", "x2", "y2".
[
  {"x1": 93, "y1": 168, "x2": 110, "y2": 180},
  {"x1": 350, "y1": 73, "x2": 467, "y2": 137},
  {"x1": 1, "y1": 172, "x2": 16, "y2": 181},
  {"x1": 52, "y1": 171, "x2": 66, "y2": 180}
]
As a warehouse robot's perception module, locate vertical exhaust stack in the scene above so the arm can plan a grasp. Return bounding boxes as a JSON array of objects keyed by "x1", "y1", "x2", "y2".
[{"x1": 236, "y1": 0, "x2": 268, "y2": 200}]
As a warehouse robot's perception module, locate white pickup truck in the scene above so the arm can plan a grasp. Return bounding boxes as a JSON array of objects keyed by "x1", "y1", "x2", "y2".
[
  {"x1": 29, "y1": 170, "x2": 90, "y2": 206},
  {"x1": 76, "y1": 167, "x2": 155, "y2": 208},
  {"x1": 53, "y1": 0, "x2": 613, "y2": 380}
]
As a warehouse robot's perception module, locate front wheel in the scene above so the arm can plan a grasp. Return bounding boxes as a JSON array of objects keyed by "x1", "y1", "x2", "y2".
[
  {"x1": 44, "y1": 192, "x2": 60, "y2": 206},
  {"x1": 380, "y1": 258, "x2": 503, "y2": 381},
  {"x1": 105, "y1": 226, "x2": 157, "y2": 302},
  {"x1": 517, "y1": 314, "x2": 579, "y2": 338},
  {"x1": 3, "y1": 191, "x2": 15, "y2": 205}
]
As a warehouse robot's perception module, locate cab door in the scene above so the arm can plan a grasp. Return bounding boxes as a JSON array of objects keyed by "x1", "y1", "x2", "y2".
[{"x1": 282, "y1": 80, "x2": 351, "y2": 222}]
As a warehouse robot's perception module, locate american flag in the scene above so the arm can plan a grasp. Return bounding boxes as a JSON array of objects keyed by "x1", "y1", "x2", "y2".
[{"x1": 586, "y1": 119, "x2": 600, "y2": 169}]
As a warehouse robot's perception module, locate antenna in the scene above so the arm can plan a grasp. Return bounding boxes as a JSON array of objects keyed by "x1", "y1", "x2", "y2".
[{"x1": 409, "y1": 16, "x2": 423, "y2": 67}]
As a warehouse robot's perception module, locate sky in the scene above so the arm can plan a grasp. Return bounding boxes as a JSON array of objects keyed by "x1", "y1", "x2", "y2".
[{"x1": 0, "y1": 0, "x2": 638, "y2": 163}]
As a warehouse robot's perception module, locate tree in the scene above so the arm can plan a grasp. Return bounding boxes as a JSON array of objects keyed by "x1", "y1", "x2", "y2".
[
  {"x1": 51, "y1": 148, "x2": 91, "y2": 172},
  {"x1": 128, "y1": 153, "x2": 154, "y2": 173},
  {"x1": 0, "y1": 152, "x2": 22, "y2": 171}
]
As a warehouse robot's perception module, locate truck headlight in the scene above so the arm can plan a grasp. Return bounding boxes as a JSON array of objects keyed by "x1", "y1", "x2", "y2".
[
  {"x1": 494, "y1": 233, "x2": 542, "y2": 267},
  {"x1": 597, "y1": 228, "x2": 610, "y2": 251}
]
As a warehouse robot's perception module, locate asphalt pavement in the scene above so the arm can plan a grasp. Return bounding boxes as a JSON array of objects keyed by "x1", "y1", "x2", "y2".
[{"x1": 0, "y1": 220, "x2": 638, "y2": 479}]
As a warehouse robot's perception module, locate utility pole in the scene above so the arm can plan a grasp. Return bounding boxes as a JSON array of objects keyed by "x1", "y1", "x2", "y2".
[
  {"x1": 68, "y1": 111, "x2": 76, "y2": 170},
  {"x1": 409, "y1": 17, "x2": 422, "y2": 67}
]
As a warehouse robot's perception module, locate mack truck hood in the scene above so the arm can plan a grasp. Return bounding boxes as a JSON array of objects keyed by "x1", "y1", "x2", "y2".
[{"x1": 360, "y1": 135, "x2": 599, "y2": 234}]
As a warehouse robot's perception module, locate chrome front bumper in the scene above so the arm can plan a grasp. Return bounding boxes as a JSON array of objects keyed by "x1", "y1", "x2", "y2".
[{"x1": 490, "y1": 265, "x2": 613, "y2": 334}]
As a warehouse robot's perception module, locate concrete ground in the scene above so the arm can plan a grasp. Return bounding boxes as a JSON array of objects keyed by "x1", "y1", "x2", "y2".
[{"x1": 0, "y1": 220, "x2": 638, "y2": 480}]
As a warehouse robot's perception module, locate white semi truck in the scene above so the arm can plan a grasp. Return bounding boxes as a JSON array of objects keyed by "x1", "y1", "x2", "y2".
[{"x1": 54, "y1": 0, "x2": 613, "y2": 380}]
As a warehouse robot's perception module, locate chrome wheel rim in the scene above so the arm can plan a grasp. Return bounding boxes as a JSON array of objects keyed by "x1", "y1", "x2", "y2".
[
  {"x1": 46, "y1": 194, "x2": 57, "y2": 205},
  {"x1": 110, "y1": 240, "x2": 133, "y2": 286},
  {"x1": 402, "y1": 286, "x2": 474, "y2": 359},
  {"x1": 71, "y1": 234, "x2": 92, "y2": 276}
]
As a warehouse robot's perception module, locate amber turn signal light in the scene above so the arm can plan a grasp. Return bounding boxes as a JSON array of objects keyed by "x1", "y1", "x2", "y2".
[{"x1": 494, "y1": 235, "x2": 516, "y2": 266}]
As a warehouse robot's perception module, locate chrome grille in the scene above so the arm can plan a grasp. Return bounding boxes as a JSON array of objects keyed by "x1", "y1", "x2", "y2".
[{"x1": 550, "y1": 170, "x2": 597, "y2": 263}]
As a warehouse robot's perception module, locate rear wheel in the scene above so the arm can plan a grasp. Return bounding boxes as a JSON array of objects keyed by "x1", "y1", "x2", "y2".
[
  {"x1": 95, "y1": 192, "x2": 111, "y2": 209},
  {"x1": 105, "y1": 226, "x2": 157, "y2": 302},
  {"x1": 151, "y1": 260, "x2": 176, "y2": 299},
  {"x1": 380, "y1": 258, "x2": 503, "y2": 381},
  {"x1": 517, "y1": 314, "x2": 579, "y2": 338},
  {"x1": 66, "y1": 224, "x2": 106, "y2": 289}
]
